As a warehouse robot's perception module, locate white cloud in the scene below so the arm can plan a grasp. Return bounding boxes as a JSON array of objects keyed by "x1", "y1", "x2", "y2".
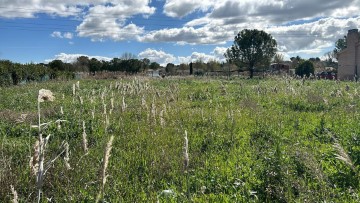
[
  {"x1": 77, "y1": 20, "x2": 144, "y2": 42},
  {"x1": 163, "y1": 0, "x2": 213, "y2": 18},
  {"x1": 76, "y1": 1, "x2": 155, "y2": 41},
  {"x1": 63, "y1": 32, "x2": 73, "y2": 39},
  {"x1": 139, "y1": 46, "x2": 227, "y2": 66},
  {"x1": 1, "y1": 0, "x2": 155, "y2": 42},
  {"x1": 138, "y1": 48, "x2": 176, "y2": 66},
  {"x1": 265, "y1": 17, "x2": 360, "y2": 56},
  {"x1": 0, "y1": 0, "x2": 83, "y2": 18},
  {"x1": 168, "y1": 0, "x2": 360, "y2": 56},
  {"x1": 2, "y1": 0, "x2": 360, "y2": 59},
  {"x1": 51, "y1": 31, "x2": 73, "y2": 39},
  {"x1": 140, "y1": 26, "x2": 233, "y2": 45},
  {"x1": 45, "y1": 53, "x2": 112, "y2": 63},
  {"x1": 212, "y1": 47, "x2": 227, "y2": 59},
  {"x1": 51, "y1": 31, "x2": 62, "y2": 38}
]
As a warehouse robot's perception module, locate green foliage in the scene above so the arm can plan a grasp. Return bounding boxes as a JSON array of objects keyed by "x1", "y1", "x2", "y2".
[
  {"x1": 295, "y1": 60, "x2": 315, "y2": 77},
  {"x1": 150, "y1": 62, "x2": 161, "y2": 70},
  {"x1": 225, "y1": 29, "x2": 277, "y2": 78},
  {"x1": 334, "y1": 36, "x2": 347, "y2": 54},
  {"x1": 0, "y1": 60, "x2": 54, "y2": 86},
  {"x1": 165, "y1": 63, "x2": 176, "y2": 74},
  {"x1": 0, "y1": 78, "x2": 360, "y2": 202}
]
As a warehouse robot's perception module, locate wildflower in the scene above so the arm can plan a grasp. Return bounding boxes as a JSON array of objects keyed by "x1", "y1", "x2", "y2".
[
  {"x1": 82, "y1": 121, "x2": 88, "y2": 153},
  {"x1": 76, "y1": 81, "x2": 80, "y2": 90},
  {"x1": 110, "y1": 98, "x2": 114, "y2": 110},
  {"x1": 159, "y1": 110, "x2": 165, "y2": 127},
  {"x1": 72, "y1": 84, "x2": 76, "y2": 95},
  {"x1": 334, "y1": 142, "x2": 355, "y2": 170},
  {"x1": 64, "y1": 142, "x2": 71, "y2": 170},
  {"x1": 10, "y1": 185, "x2": 18, "y2": 203},
  {"x1": 141, "y1": 96, "x2": 147, "y2": 109},
  {"x1": 29, "y1": 140, "x2": 40, "y2": 176},
  {"x1": 102, "y1": 135, "x2": 114, "y2": 187},
  {"x1": 96, "y1": 135, "x2": 114, "y2": 202},
  {"x1": 38, "y1": 89, "x2": 55, "y2": 102},
  {"x1": 121, "y1": 97, "x2": 126, "y2": 112},
  {"x1": 184, "y1": 130, "x2": 189, "y2": 170}
]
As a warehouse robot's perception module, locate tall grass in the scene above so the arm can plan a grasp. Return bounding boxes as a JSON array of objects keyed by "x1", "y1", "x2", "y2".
[{"x1": 0, "y1": 77, "x2": 359, "y2": 202}]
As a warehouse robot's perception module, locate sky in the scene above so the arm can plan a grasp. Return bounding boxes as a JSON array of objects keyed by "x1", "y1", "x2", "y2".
[{"x1": 0, "y1": 0, "x2": 360, "y2": 66}]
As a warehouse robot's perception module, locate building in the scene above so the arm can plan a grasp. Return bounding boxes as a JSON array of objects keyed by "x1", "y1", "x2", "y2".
[
  {"x1": 270, "y1": 62, "x2": 291, "y2": 74},
  {"x1": 337, "y1": 29, "x2": 360, "y2": 80}
]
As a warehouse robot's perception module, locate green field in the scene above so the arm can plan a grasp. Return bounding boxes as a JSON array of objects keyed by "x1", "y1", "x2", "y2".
[{"x1": 1, "y1": 77, "x2": 360, "y2": 202}]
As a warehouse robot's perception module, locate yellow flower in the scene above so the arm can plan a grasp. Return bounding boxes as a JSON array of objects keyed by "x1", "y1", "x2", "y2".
[{"x1": 38, "y1": 89, "x2": 55, "y2": 102}]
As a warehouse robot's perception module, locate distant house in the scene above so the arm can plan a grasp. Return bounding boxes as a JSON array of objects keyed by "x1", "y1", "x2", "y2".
[
  {"x1": 270, "y1": 62, "x2": 291, "y2": 74},
  {"x1": 337, "y1": 29, "x2": 360, "y2": 80},
  {"x1": 147, "y1": 69, "x2": 160, "y2": 77}
]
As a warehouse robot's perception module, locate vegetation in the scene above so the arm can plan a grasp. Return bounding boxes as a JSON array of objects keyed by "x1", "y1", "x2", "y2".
[
  {"x1": 225, "y1": 29, "x2": 277, "y2": 78},
  {"x1": 296, "y1": 60, "x2": 315, "y2": 77},
  {"x1": 0, "y1": 76, "x2": 359, "y2": 202},
  {"x1": 0, "y1": 60, "x2": 74, "y2": 87},
  {"x1": 333, "y1": 36, "x2": 347, "y2": 55}
]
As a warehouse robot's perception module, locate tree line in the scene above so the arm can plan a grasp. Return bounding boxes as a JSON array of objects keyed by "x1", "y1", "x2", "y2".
[
  {"x1": 1, "y1": 29, "x2": 341, "y2": 87},
  {"x1": 0, "y1": 56, "x2": 161, "y2": 87}
]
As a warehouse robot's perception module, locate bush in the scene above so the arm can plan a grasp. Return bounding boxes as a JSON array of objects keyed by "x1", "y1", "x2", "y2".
[{"x1": 296, "y1": 60, "x2": 314, "y2": 77}]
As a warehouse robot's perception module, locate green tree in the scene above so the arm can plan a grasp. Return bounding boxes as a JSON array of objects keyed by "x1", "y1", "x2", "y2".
[
  {"x1": 89, "y1": 58, "x2": 103, "y2": 73},
  {"x1": 179, "y1": 63, "x2": 189, "y2": 70},
  {"x1": 165, "y1": 63, "x2": 176, "y2": 75},
  {"x1": 295, "y1": 60, "x2": 314, "y2": 77},
  {"x1": 207, "y1": 60, "x2": 222, "y2": 72},
  {"x1": 149, "y1": 62, "x2": 161, "y2": 70},
  {"x1": 225, "y1": 29, "x2": 277, "y2": 78},
  {"x1": 333, "y1": 35, "x2": 347, "y2": 54},
  {"x1": 49, "y1": 60, "x2": 65, "y2": 71},
  {"x1": 74, "y1": 56, "x2": 90, "y2": 72}
]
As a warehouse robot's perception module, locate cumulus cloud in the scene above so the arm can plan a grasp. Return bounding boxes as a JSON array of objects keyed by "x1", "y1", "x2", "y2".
[
  {"x1": 138, "y1": 48, "x2": 176, "y2": 66},
  {"x1": 163, "y1": 0, "x2": 213, "y2": 18},
  {"x1": 0, "y1": 0, "x2": 82, "y2": 18},
  {"x1": 76, "y1": 2, "x2": 155, "y2": 41},
  {"x1": 139, "y1": 46, "x2": 227, "y2": 66},
  {"x1": 51, "y1": 31, "x2": 73, "y2": 39},
  {"x1": 178, "y1": 47, "x2": 228, "y2": 64},
  {"x1": 266, "y1": 17, "x2": 360, "y2": 56},
  {"x1": 140, "y1": 26, "x2": 234, "y2": 45},
  {"x1": 2, "y1": 0, "x2": 360, "y2": 58},
  {"x1": 45, "y1": 53, "x2": 112, "y2": 63},
  {"x1": 212, "y1": 47, "x2": 227, "y2": 59},
  {"x1": 77, "y1": 20, "x2": 144, "y2": 42},
  {"x1": 1, "y1": 0, "x2": 155, "y2": 42}
]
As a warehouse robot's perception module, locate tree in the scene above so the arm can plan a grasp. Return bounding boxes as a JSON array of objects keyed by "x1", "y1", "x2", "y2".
[
  {"x1": 165, "y1": 63, "x2": 176, "y2": 74},
  {"x1": 323, "y1": 51, "x2": 338, "y2": 68},
  {"x1": 74, "y1": 56, "x2": 90, "y2": 72},
  {"x1": 89, "y1": 58, "x2": 103, "y2": 73},
  {"x1": 295, "y1": 60, "x2": 314, "y2": 77},
  {"x1": 333, "y1": 36, "x2": 347, "y2": 54},
  {"x1": 149, "y1": 62, "x2": 161, "y2": 70},
  {"x1": 290, "y1": 56, "x2": 303, "y2": 69},
  {"x1": 207, "y1": 60, "x2": 222, "y2": 72},
  {"x1": 126, "y1": 59, "x2": 144, "y2": 73},
  {"x1": 225, "y1": 29, "x2": 277, "y2": 78},
  {"x1": 179, "y1": 63, "x2": 189, "y2": 70},
  {"x1": 49, "y1": 59, "x2": 65, "y2": 71},
  {"x1": 273, "y1": 53, "x2": 284, "y2": 64}
]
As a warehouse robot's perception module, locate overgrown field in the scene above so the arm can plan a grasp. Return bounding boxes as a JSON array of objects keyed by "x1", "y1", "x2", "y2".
[{"x1": 1, "y1": 76, "x2": 360, "y2": 202}]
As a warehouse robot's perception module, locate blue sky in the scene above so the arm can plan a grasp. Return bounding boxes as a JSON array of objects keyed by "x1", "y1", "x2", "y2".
[{"x1": 0, "y1": 0, "x2": 360, "y2": 66}]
